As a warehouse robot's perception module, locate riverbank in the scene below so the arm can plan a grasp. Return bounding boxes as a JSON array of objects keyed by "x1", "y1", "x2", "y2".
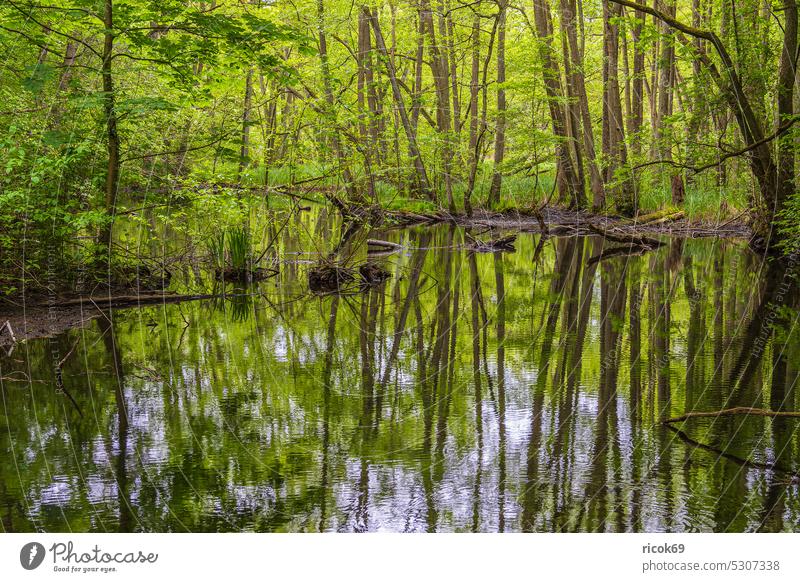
[
  {"x1": 389, "y1": 205, "x2": 752, "y2": 239},
  {"x1": 0, "y1": 203, "x2": 753, "y2": 345}
]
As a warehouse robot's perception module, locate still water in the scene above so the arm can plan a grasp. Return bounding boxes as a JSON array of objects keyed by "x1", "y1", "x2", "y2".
[{"x1": 2, "y1": 213, "x2": 800, "y2": 532}]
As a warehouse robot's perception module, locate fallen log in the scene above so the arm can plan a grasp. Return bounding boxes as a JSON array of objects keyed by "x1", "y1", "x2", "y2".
[
  {"x1": 644, "y1": 210, "x2": 686, "y2": 225},
  {"x1": 586, "y1": 244, "x2": 658, "y2": 266},
  {"x1": 391, "y1": 211, "x2": 439, "y2": 225},
  {"x1": 366, "y1": 239, "x2": 403, "y2": 253},
  {"x1": 618, "y1": 208, "x2": 684, "y2": 226},
  {"x1": 587, "y1": 224, "x2": 664, "y2": 248},
  {"x1": 662, "y1": 407, "x2": 800, "y2": 424},
  {"x1": 51, "y1": 292, "x2": 249, "y2": 309},
  {"x1": 359, "y1": 263, "x2": 392, "y2": 286},
  {"x1": 466, "y1": 233, "x2": 517, "y2": 252},
  {"x1": 308, "y1": 264, "x2": 356, "y2": 293}
]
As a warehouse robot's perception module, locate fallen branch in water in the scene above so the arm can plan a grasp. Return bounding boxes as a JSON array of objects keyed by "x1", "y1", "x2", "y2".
[
  {"x1": 366, "y1": 239, "x2": 403, "y2": 254},
  {"x1": 587, "y1": 223, "x2": 664, "y2": 248},
  {"x1": 666, "y1": 425, "x2": 800, "y2": 482},
  {"x1": 643, "y1": 210, "x2": 685, "y2": 225},
  {"x1": 465, "y1": 232, "x2": 517, "y2": 252},
  {"x1": 662, "y1": 407, "x2": 800, "y2": 424},
  {"x1": 51, "y1": 292, "x2": 256, "y2": 309},
  {"x1": 587, "y1": 243, "x2": 659, "y2": 265}
]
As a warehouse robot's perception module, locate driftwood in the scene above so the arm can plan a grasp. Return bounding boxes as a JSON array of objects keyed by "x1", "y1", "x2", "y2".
[
  {"x1": 308, "y1": 265, "x2": 356, "y2": 293},
  {"x1": 366, "y1": 239, "x2": 402, "y2": 254},
  {"x1": 309, "y1": 261, "x2": 393, "y2": 293},
  {"x1": 662, "y1": 407, "x2": 800, "y2": 424},
  {"x1": 466, "y1": 233, "x2": 517, "y2": 252},
  {"x1": 587, "y1": 223, "x2": 664, "y2": 248},
  {"x1": 646, "y1": 211, "x2": 686, "y2": 225},
  {"x1": 546, "y1": 225, "x2": 579, "y2": 236},
  {"x1": 214, "y1": 266, "x2": 279, "y2": 283},
  {"x1": 390, "y1": 211, "x2": 441, "y2": 225},
  {"x1": 587, "y1": 244, "x2": 658, "y2": 265},
  {"x1": 618, "y1": 209, "x2": 685, "y2": 226},
  {"x1": 50, "y1": 292, "x2": 249, "y2": 309}
]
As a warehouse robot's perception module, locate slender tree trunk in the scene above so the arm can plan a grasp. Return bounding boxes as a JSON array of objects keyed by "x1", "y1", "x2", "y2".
[
  {"x1": 357, "y1": 9, "x2": 378, "y2": 200},
  {"x1": 654, "y1": 0, "x2": 683, "y2": 205},
  {"x1": 488, "y1": 0, "x2": 507, "y2": 207},
  {"x1": 367, "y1": 8, "x2": 433, "y2": 198},
  {"x1": 317, "y1": 0, "x2": 357, "y2": 205},
  {"x1": 238, "y1": 67, "x2": 254, "y2": 181},
  {"x1": 467, "y1": 10, "x2": 498, "y2": 203},
  {"x1": 421, "y1": 0, "x2": 456, "y2": 210},
  {"x1": 560, "y1": 0, "x2": 602, "y2": 207},
  {"x1": 776, "y1": 0, "x2": 797, "y2": 223},
  {"x1": 466, "y1": 11, "x2": 481, "y2": 215},
  {"x1": 630, "y1": 7, "x2": 645, "y2": 149},
  {"x1": 446, "y1": 3, "x2": 461, "y2": 136},
  {"x1": 532, "y1": 0, "x2": 584, "y2": 208},
  {"x1": 99, "y1": 0, "x2": 120, "y2": 248},
  {"x1": 602, "y1": 0, "x2": 635, "y2": 214}
]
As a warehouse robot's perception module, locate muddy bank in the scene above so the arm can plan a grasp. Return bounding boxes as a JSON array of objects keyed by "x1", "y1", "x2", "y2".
[
  {"x1": 0, "y1": 305, "x2": 101, "y2": 350},
  {"x1": 0, "y1": 292, "x2": 261, "y2": 348}
]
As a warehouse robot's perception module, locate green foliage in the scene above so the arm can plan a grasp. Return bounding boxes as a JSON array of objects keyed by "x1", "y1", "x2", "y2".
[
  {"x1": 226, "y1": 227, "x2": 252, "y2": 272},
  {"x1": 207, "y1": 231, "x2": 226, "y2": 271}
]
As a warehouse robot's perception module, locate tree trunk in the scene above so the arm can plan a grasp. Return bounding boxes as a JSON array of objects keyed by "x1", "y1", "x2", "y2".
[
  {"x1": 560, "y1": 0, "x2": 602, "y2": 207},
  {"x1": 237, "y1": 67, "x2": 254, "y2": 181},
  {"x1": 317, "y1": 0, "x2": 357, "y2": 205},
  {"x1": 99, "y1": 0, "x2": 120, "y2": 248},
  {"x1": 776, "y1": 0, "x2": 797, "y2": 226},
  {"x1": 488, "y1": 0, "x2": 507, "y2": 208},
  {"x1": 421, "y1": 0, "x2": 456, "y2": 211},
  {"x1": 602, "y1": 0, "x2": 635, "y2": 215},
  {"x1": 465, "y1": 11, "x2": 482, "y2": 215},
  {"x1": 367, "y1": 8, "x2": 433, "y2": 199},
  {"x1": 532, "y1": 0, "x2": 584, "y2": 208}
]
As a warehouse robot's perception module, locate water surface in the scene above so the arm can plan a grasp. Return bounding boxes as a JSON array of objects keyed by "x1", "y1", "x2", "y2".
[{"x1": 2, "y1": 215, "x2": 800, "y2": 532}]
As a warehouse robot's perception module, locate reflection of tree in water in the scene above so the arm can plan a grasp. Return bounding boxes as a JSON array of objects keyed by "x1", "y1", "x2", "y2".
[{"x1": 3, "y1": 226, "x2": 800, "y2": 532}]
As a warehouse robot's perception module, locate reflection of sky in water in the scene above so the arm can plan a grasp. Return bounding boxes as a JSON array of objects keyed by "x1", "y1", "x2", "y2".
[{"x1": 2, "y1": 227, "x2": 800, "y2": 532}]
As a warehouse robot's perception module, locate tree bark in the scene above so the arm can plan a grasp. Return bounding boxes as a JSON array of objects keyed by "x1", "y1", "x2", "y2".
[
  {"x1": 421, "y1": 0, "x2": 456, "y2": 211},
  {"x1": 602, "y1": 0, "x2": 635, "y2": 215},
  {"x1": 488, "y1": 0, "x2": 508, "y2": 208},
  {"x1": 99, "y1": 0, "x2": 120, "y2": 248},
  {"x1": 532, "y1": 0, "x2": 584, "y2": 208},
  {"x1": 237, "y1": 67, "x2": 254, "y2": 181},
  {"x1": 560, "y1": 0, "x2": 602, "y2": 208}
]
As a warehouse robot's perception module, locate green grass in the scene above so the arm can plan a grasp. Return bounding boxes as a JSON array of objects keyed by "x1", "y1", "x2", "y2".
[
  {"x1": 207, "y1": 231, "x2": 225, "y2": 270},
  {"x1": 637, "y1": 175, "x2": 747, "y2": 222},
  {"x1": 226, "y1": 227, "x2": 251, "y2": 271}
]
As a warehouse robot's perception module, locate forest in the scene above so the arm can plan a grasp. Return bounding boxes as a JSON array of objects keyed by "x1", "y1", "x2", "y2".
[
  {"x1": 2, "y1": 0, "x2": 800, "y2": 291},
  {"x1": 3, "y1": 0, "x2": 800, "y2": 534}
]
